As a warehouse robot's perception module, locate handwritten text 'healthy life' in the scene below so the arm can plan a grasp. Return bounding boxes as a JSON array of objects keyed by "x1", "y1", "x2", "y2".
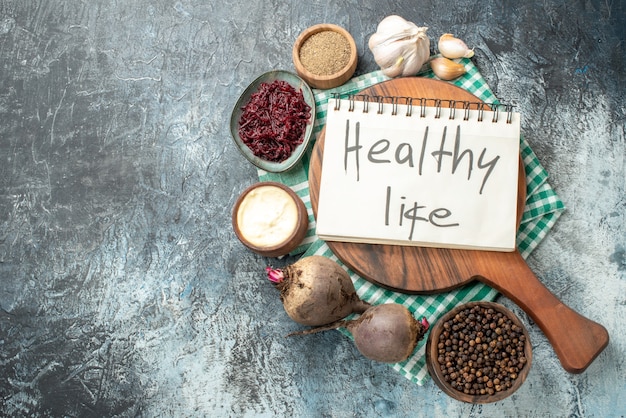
[{"x1": 341, "y1": 120, "x2": 503, "y2": 239}]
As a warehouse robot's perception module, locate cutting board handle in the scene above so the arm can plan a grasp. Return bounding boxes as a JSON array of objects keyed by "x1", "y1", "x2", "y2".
[{"x1": 478, "y1": 251, "x2": 609, "y2": 374}]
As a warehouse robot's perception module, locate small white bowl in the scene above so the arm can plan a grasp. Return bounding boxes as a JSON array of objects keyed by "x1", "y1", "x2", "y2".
[{"x1": 232, "y1": 182, "x2": 309, "y2": 257}]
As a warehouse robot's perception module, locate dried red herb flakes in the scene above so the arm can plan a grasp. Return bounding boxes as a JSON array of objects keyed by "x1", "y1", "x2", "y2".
[{"x1": 238, "y1": 80, "x2": 311, "y2": 163}]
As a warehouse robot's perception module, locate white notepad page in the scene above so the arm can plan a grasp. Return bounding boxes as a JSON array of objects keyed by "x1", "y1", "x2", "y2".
[{"x1": 316, "y1": 97, "x2": 521, "y2": 252}]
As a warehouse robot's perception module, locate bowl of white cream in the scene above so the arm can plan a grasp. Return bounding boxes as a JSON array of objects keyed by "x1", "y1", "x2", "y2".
[{"x1": 232, "y1": 182, "x2": 309, "y2": 257}]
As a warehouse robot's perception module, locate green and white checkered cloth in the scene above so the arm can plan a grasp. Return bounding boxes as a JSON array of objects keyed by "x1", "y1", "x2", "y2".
[{"x1": 257, "y1": 58, "x2": 565, "y2": 386}]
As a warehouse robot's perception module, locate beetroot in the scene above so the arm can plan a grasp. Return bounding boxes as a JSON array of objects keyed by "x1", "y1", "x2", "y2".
[
  {"x1": 238, "y1": 80, "x2": 311, "y2": 162},
  {"x1": 267, "y1": 255, "x2": 371, "y2": 326},
  {"x1": 290, "y1": 303, "x2": 430, "y2": 363}
]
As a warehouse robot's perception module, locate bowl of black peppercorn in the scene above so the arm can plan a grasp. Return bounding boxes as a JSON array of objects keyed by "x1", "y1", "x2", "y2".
[{"x1": 426, "y1": 301, "x2": 532, "y2": 404}]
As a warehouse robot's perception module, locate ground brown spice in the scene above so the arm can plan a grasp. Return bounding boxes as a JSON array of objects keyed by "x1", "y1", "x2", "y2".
[{"x1": 299, "y1": 31, "x2": 351, "y2": 76}]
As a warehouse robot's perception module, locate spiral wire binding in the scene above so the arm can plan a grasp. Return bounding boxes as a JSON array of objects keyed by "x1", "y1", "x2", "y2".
[
  {"x1": 449, "y1": 100, "x2": 457, "y2": 120},
  {"x1": 331, "y1": 93, "x2": 515, "y2": 124},
  {"x1": 403, "y1": 97, "x2": 413, "y2": 117},
  {"x1": 477, "y1": 103, "x2": 485, "y2": 122},
  {"x1": 434, "y1": 99, "x2": 442, "y2": 119}
]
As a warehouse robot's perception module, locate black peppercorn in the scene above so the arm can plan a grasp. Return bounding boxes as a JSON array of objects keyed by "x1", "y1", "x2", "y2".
[{"x1": 434, "y1": 304, "x2": 529, "y2": 398}]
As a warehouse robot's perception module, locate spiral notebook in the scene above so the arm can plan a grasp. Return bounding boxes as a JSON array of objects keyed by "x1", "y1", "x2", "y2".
[{"x1": 316, "y1": 95, "x2": 521, "y2": 252}]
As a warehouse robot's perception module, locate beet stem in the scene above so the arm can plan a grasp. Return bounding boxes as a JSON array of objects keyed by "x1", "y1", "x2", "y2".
[
  {"x1": 420, "y1": 317, "x2": 430, "y2": 332},
  {"x1": 286, "y1": 319, "x2": 350, "y2": 337},
  {"x1": 266, "y1": 266, "x2": 284, "y2": 283},
  {"x1": 353, "y1": 300, "x2": 371, "y2": 314}
]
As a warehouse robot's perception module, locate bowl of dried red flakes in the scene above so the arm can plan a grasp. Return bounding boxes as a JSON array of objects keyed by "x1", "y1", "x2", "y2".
[{"x1": 230, "y1": 70, "x2": 316, "y2": 173}]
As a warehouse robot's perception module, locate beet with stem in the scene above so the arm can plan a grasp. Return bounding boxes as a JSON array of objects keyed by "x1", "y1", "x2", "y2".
[
  {"x1": 267, "y1": 255, "x2": 371, "y2": 326},
  {"x1": 290, "y1": 303, "x2": 430, "y2": 363}
]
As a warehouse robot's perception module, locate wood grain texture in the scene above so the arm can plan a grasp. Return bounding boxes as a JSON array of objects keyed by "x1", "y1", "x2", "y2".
[{"x1": 309, "y1": 77, "x2": 609, "y2": 373}]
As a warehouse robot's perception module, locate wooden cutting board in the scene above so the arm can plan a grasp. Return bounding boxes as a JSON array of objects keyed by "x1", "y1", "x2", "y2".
[{"x1": 309, "y1": 77, "x2": 608, "y2": 374}]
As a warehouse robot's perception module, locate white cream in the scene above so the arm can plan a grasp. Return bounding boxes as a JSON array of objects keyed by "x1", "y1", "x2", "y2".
[{"x1": 237, "y1": 185, "x2": 299, "y2": 248}]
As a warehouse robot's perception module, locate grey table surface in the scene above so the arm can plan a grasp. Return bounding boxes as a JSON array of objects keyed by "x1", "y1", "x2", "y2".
[{"x1": 1, "y1": 1, "x2": 624, "y2": 417}]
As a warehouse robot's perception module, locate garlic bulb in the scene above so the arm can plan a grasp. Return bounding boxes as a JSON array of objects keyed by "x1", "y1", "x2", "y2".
[
  {"x1": 368, "y1": 15, "x2": 430, "y2": 78},
  {"x1": 430, "y1": 57, "x2": 467, "y2": 80},
  {"x1": 438, "y1": 33, "x2": 474, "y2": 59}
]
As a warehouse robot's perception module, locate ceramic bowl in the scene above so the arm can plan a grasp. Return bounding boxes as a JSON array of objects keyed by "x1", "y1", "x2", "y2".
[
  {"x1": 230, "y1": 70, "x2": 315, "y2": 173},
  {"x1": 426, "y1": 301, "x2": 532, "y2": 404},
  {"x1": 232, "y1": 181, "x2": 309, "y2": 258},
  {"x1": 292, "y1": 23, "x2": 358, "y2": 89}
]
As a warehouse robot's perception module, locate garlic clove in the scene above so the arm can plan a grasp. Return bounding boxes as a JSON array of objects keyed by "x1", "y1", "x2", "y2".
[
  {"x1": 370, "y1": 35, "x2": 413, "y2": 67},
  {"x1": 429, "y1": 57, "x2": 467, "y2": 80},
  {"x1": 399, "y1": 38, "x2": 430, "y2": 75},
  {"x1": 438, "y1": 33, "x2": 474, "y2": 59},
  {"x1": 382, "y1": 56, "x2": 405, "y2": 78}
]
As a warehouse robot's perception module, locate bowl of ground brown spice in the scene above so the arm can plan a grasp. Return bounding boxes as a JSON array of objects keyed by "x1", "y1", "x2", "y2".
[
  {"x1": 426, "y1": 301, "x2": 532, "y2": 404},
  {"x1": 292, "y1": 24, "x2": 358, "y2": 89}
]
